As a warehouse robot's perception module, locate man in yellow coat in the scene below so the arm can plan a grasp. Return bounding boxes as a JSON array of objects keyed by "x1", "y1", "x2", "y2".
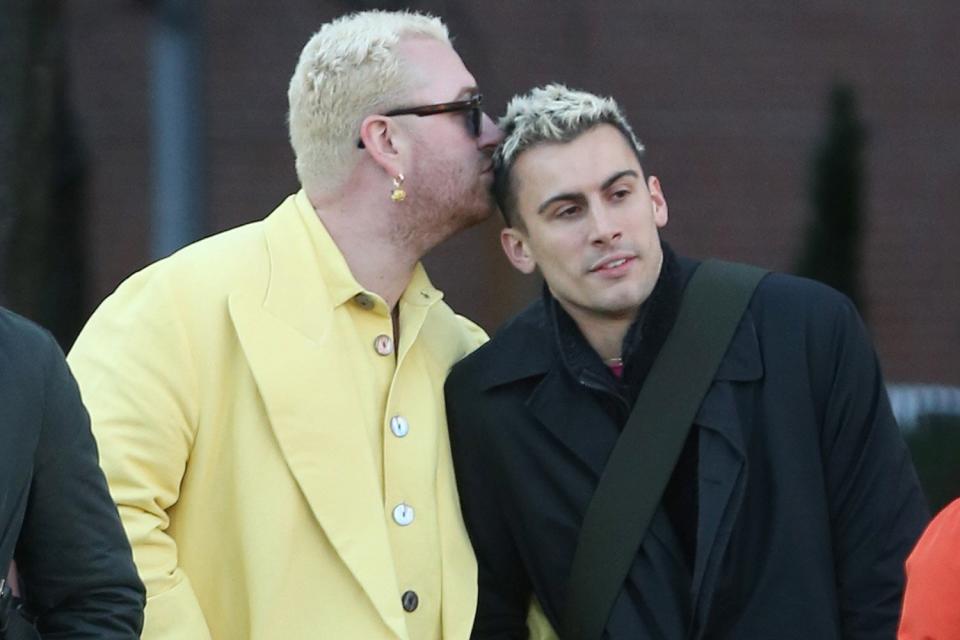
[{"x1": 68, "y1": 10, "x2": 503, "y2": 640}]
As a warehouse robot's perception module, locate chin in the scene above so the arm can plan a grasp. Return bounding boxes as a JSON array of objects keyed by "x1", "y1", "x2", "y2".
[
  {"x1": 594, "y1": 291, "x2": 646, "y2": 318},
  {"x1": 600, "y1": 304, "x2": 642, "y2": 321},
  {"x1": 461, "y1": 198, "x2": 496, "y2": 226}
]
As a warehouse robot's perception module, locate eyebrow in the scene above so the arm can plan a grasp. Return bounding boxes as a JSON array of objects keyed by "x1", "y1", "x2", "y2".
[
  {"x1": 602, "y1": 169, "x2": 639, "y2": 190},
  {"x1": 536, "y1": 169, "x2": 640, "y2": 215}
]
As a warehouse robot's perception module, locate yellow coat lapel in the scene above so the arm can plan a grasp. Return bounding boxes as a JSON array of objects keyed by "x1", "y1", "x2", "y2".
[{"x1": 228, "y1": 194, "x2": 408, "y2": 639}]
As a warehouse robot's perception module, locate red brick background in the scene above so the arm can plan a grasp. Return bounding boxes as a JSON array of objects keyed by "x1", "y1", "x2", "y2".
[{"x1": 66, "y1": 1, "x2": 960, "y2": 384}]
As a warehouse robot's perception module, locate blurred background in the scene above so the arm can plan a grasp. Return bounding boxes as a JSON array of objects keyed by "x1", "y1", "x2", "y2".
[{"x1": 1, "y1": 1, "x2": 957, "y2": 505}]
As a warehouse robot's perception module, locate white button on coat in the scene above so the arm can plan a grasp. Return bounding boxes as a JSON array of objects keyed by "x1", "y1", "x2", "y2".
[
  {"x1": 392, "y1": 503, "x2": 415, "y2": 526},
  {"x1": 390, "y1": 415, "x2": 409, "y2": 438},
  {"x1": 374, "y1": 334, "x2": 394, "y2": 356}
]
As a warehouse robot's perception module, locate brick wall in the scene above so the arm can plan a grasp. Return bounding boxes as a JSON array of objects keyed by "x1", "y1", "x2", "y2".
[{"x1": 66, "y1": 1, "x2": 960, "y2": 384}]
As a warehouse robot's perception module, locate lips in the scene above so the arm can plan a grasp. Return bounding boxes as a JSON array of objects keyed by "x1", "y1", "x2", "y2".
[
  {"x1": 590, "y1": 253, "x2": 636, "y2": 273},
  {"x1": 602, "y1": 258, "x2": 628, "y2": 269}
]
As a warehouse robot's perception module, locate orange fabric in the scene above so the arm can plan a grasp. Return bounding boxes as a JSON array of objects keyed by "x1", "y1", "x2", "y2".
[{"x1": 899, "y1": 498, "x2": 960, "y2": 639}]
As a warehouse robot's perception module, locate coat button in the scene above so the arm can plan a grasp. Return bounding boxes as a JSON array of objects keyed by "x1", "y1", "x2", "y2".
[
  {"x1": 392, "y1": 503, "x2": 414, "y2": 526},
  {"x1": 354, "y1": 293, "x2": 374, "y2": 310},
  {"x1": 390, "y1": 415, "x2": 409, "y2": 438},
  {"x1": 401, "y1": 590, "x2": 419, "y2": 612},
  {"x1": 374, "y1": 334, "x2": 394, "y2": 356}
]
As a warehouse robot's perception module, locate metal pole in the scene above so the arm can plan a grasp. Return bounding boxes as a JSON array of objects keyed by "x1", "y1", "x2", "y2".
[{"x1": 149, "y1": 0, "x2": 204, "y2": 260}]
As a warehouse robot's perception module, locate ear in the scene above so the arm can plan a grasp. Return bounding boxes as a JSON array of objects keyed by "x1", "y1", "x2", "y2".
[
  {"x1": 647, "y1": 175, "x2": 669, "y2": 228},
  {"x1": 500, "y1": 227, "x2": 537, "y2": 275},
  {"x1": 359, "y1": 114, "x2": 405, "y2": 176}
]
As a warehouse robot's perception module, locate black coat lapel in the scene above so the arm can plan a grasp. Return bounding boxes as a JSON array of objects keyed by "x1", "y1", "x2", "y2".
[
  {"x1": 526, "y1": 366, "x2": 620, "y2": 477},
  {"x1": 690, "y1": 311, "x2": 764, "y2": 627}
]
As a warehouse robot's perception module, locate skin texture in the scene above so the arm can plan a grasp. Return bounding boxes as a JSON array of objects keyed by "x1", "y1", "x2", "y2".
[{"x1": 500, "y1": 124, "x2": 668, "y2": 359}]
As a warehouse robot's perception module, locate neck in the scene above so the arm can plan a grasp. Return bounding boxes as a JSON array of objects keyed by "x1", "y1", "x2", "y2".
[
  {"x1": 561, "y1": 249, "x2": 668, "y2": 364},
  {"x1": 566, "y1": 307, "x2": 636, "y2": 363},
  {"x1": 307, "y1": 189, "x2": 421, "y2": 310}
]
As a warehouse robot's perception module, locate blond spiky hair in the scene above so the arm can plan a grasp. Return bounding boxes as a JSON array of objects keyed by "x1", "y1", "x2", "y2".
[
  {"x1": 288, "y1": 10, "x2": 449, "y2": 196},
  {"x1": 493, "y1": 84, "x2": 646, "y2": 226},
  {"x1": 495, "y1": 83, "x2": 644, "y2": 170}
]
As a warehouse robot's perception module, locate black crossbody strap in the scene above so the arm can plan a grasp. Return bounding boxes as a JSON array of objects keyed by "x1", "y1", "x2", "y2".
[{"x1": 563, "y1": 260, "x2": 767, "y2": 640}]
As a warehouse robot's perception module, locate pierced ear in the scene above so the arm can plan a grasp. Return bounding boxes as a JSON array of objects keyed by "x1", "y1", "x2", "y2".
[
  {"x1": 500, "y1": 227, "x2": 537, "y2": 275},
  {"x1": 647, "y1": 175, "x2": 669, "y2": 228},
  {"x1": 359, "y1": 115, "x2": 404, "y2": 175}
]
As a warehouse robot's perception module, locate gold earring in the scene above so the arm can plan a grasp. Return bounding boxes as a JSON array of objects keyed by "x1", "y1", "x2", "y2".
[{"x1": 390, "y1": 173, "x2": 406, "y2": 202}]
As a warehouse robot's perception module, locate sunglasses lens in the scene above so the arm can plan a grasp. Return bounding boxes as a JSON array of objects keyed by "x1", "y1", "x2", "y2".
[{"x1": 470, "y1": 107, "x2": 482, "y2": 138}]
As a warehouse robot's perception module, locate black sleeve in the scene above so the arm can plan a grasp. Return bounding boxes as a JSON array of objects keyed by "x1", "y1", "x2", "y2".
[
  {"x1": 15, "y1": 334, "x2": 145, "y2": 639},
  {"x1": 816, "y1": 297, "x2": 929, "y2": 639},
  {"x1": 446, "y1": 378, "x2": 532, "y2": 640}
]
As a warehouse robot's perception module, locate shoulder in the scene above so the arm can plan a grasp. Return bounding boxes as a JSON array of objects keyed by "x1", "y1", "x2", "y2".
[
  {"x1": 68, "y1": 216, "x2": 276, "y2": 386},
  {"x1": 416, "y1": 301, "x2": 491, "y2": 370},
  {"x1": 670, "y1": 256, "x2": 864, "y2": 355},
  {"x1": 917, "y1": 498, "x2": 960, "y2": 553},
  {"x1": 746, "y1": 270, "x2": 863, "y2": 339},
  {"x1": 453, "y1": 312, "x2": 489, "y2": 353},
  {"x1": 0, "y1": 307, "x2": 56, "y2": 356},
  {"x1": 904, "y1": 497, "x2": 960, "y2": 605},
  {"x1": 123, "y1": 218, "x2": 270, "y2": 304},
  {"x1": 685, "y1": 256, "x2": 853, "y2": 317},
  {"x1": 753, "y1": 271, "x2": 853, "y2": 310},
  {"x1": 737, "y1": 270, "x2": 882, "y2": 412},
  {"x1": 676, "y1": 254, "x2": 859, "y2": 335},
  {"x1": 76, "y1": 215, "x2": 276, "y2": 351},
  {"x1": 0, "y1": 309, "x2": 69, "y2": 436},
  {"x1": 0, "y1": 308, "x2": 60, "y2": 379}
]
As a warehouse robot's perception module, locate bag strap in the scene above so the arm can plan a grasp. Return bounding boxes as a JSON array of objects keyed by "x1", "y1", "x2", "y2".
[{"x1": 563, "y1": 260, "x2": 767, "y2": 640}]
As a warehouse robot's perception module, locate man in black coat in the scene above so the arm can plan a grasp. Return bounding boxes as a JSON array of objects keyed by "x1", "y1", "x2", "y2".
[
  {"x1": 445, "y1": 84, "x2": 929, "y2": 639},
  {"x1": 1, "y1": 307, "x2": 144, "y2": 638}
]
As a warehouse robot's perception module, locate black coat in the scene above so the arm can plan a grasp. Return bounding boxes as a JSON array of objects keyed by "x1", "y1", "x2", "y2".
[
  {"x1": 446, "y1": 257, "x2": 929, "y2": 639},
  {"x1": 0, "y1": 308, "x2": 144, "y2": 638}
]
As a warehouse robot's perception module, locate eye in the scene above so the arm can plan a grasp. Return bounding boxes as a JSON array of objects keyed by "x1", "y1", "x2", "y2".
[
  {"x1": 610, "y1": 187, "x2": 631, "y2": 201},
  {"x1": 557, "y1": 205, "x2": 581, "y2": 218}
]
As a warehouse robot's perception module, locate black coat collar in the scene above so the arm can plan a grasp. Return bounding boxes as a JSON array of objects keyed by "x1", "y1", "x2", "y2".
[{"x1": 475, "y1": 248, "x2": 764, "y2": 393}]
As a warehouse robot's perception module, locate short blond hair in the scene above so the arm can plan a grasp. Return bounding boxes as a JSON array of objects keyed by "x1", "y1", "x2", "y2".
[
  {"x1": 288, "y1": 10, "x2": 449, "y2": 195},
  {"x1": 493, "y1": 84, "x2": 645, "y2": 226}
]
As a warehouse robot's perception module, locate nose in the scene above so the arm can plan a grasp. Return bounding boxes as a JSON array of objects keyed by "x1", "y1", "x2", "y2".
[
  {"x1": 478, "y1": 111, "x2": 504, "y2": 149},
  {"x1": 589, "y1": 205, "x2": 622, "y2": 246}
]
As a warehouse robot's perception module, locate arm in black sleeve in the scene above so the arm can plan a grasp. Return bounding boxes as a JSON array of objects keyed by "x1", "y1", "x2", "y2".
[
  {"x1": 446, "y1": 380, "x2": 532, "y2": 640},
  {"x1": 16, "y1": 334, "x2": 145, "y2": 639},
  {"x1": 815, "y1": 296, "x2": 929, "y2": 639}
]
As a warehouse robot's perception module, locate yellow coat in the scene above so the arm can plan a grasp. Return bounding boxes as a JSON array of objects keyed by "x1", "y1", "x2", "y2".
[{"x1": 68, "y1": 192, "x2": 486, "y2": 640}]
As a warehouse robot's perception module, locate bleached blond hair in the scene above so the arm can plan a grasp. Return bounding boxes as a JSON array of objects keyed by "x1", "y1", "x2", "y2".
[
  {"x1": 493, "y1": 84, "x2": 645, "y2": 227},
  {"x1": 288, "y1": 10, "x2": 449, "y2": 195}
]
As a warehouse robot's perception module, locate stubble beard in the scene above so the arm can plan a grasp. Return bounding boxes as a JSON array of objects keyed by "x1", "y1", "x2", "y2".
[{"x1": 397, "y1": 165, "x2": 494, "y2": 255}]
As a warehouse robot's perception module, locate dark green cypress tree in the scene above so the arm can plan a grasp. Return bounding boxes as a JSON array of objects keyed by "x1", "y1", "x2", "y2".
[{"x1": 796, "y1": 84, "x2": 867, "y2": 314}]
